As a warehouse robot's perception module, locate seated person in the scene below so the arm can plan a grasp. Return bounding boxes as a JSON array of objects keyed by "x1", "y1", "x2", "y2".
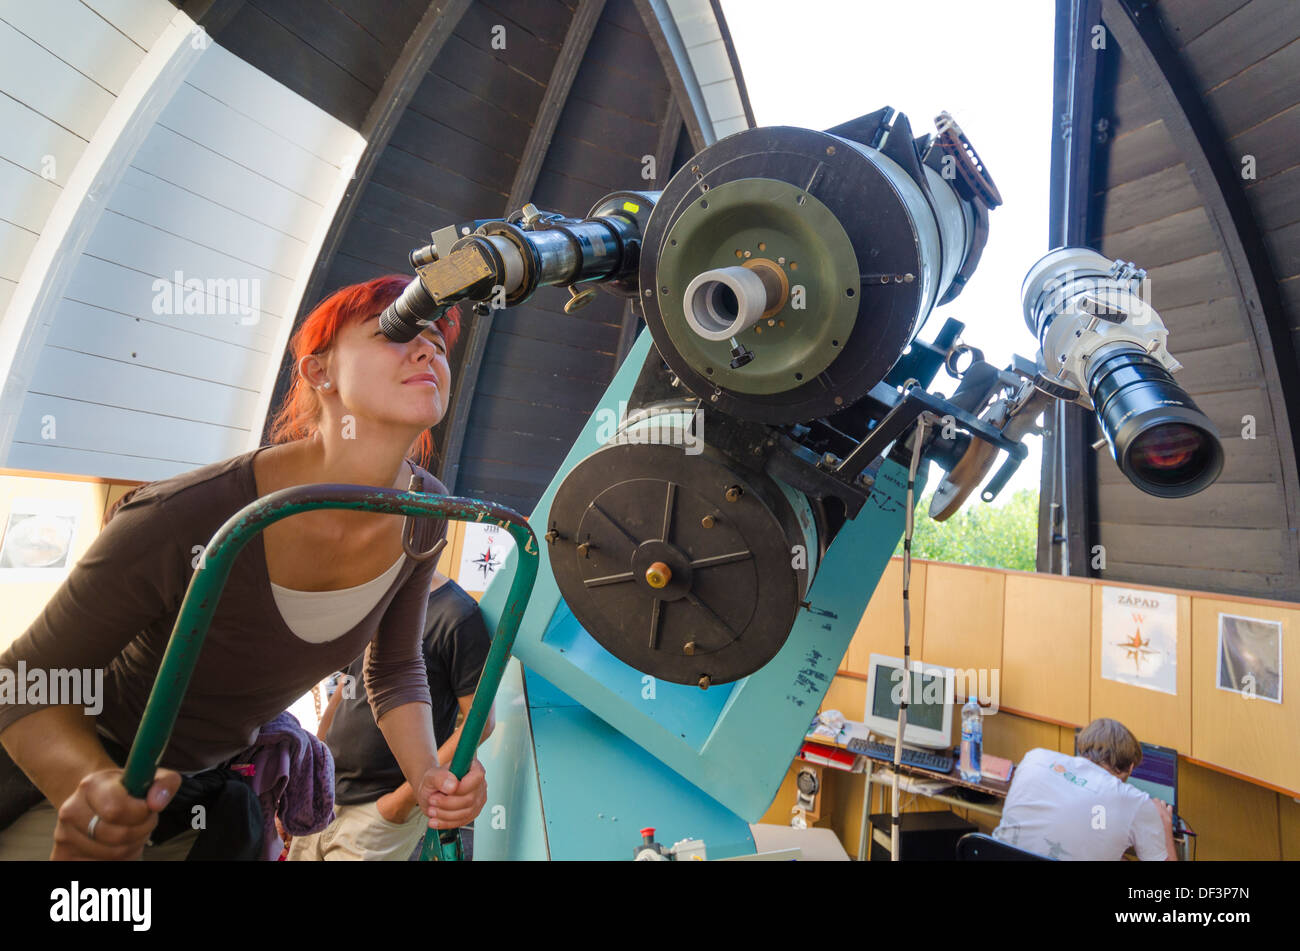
[
  {"x1": 288, "y1": 572, "x2": 494, "y2": 861},
  {"x1": 991, "y1": 717, "x2": 1174, "y2": 861}
]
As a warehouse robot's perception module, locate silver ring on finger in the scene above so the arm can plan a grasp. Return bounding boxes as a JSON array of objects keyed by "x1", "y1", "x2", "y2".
[{"x1": 87, "y1": 814, "x2": 102, "y2": 840}]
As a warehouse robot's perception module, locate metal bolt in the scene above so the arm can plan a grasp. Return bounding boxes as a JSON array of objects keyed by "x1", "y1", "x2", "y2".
[
  {"x1": 834, "y1": 396, "x2": 844, "y2": 406},
  {"x1": 576, "y1": 542, "x2": 591, "y2": 557},
  {"x1": 701, "y1": 515, "x2": 715, "y2": 528},
  {"x1": 684, "y1": 641, "x2": 696, "y2": 656},
  {"x1": 724, "y1": 486, "x2": 742, "y2": 502},
  {"x1": 544, "y1": 529, "x2": 560, "y2": 545},
  {"x1": 822, "y1": 453, "x2": 840, "y2": 467},
  {"x1": 698, "y1": 675, "x2": 711, "y2": 690},
  {"x1": 669, "y1": 375, "x2": 680, "y2": 387},
  {"x1": 826, "y1": 145, "x2": 836, "y2": 155},
  {"x1": 710, "y1": 393, "x2": 719, "y2": 402}
]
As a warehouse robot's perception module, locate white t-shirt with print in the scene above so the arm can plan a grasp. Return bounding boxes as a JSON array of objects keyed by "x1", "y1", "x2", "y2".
[{"x1": 991, "y1": 748, "x2": 1168, "y2": 860}]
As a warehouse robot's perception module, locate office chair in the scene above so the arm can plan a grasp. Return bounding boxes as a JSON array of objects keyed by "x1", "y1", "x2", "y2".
[{"x1": 955, "y1": 832, "x2": 1055, "y2": 861}]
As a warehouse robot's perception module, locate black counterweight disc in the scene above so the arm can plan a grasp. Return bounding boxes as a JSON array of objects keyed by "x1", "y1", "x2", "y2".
[{"x1": 547, "y1": 441, "x2": 807, "y2": 685}]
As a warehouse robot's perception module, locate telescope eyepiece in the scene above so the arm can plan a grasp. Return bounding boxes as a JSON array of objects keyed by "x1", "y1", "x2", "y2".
[{"x1": 378, "y1": 277, "x2": 440, "y2": 342}]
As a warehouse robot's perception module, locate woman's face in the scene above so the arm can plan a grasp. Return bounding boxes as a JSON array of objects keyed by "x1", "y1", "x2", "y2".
[{"x1": 322, "y1": 318, "x2": 452, "y2": 433}]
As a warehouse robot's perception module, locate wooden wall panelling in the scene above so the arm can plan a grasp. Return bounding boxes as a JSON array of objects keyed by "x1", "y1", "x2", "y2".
[
  {"x1": 1088, "y1": 583, "x2": 1192, "y2": 751},
  {"x1": 1000, "y1": 573, "x2": 1091, "y2": 726},
  {"x1": 1178, "y1": 758, "x2": 1281, "y2": 860},
  {"x1": 1190, "y1": 595, "x2": 1300, "y2": 793},
  {"x1": 980, "y1": 711, "x2": 1063, "y2": 766},
  {"x1": 920, "y1": 563, "x2": 1004, "y2": 699},
  {"x1": 1280, "y1": 793, "x2": 1300, "y2": 860},
  {"x1": 845, "y1": 558, "x2": 927, "y2": 674},
  {"x1": 1154, "y1": 0, "x2": 1251, "y2": 48},
  {"x1": 1175, "y1": 0, "x2": 1295, "y2": 93}
]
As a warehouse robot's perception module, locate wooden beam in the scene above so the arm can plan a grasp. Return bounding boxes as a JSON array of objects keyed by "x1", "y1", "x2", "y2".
[
  {"x1": 633, "y1": 0, "x2": 713, "y2": 152},
  {"x1": 437, "y1": 0, "x2": 607, "y2": 492},
  {"x1": 1102, "y1": 0, "x2": 1300, "y2": 595},
  {"x1": 1039, "y1": 0, "x2": 1102, "y2": 576},
  {"x1": 260, "y1": 0, "x2": 474, "y2": 442}
]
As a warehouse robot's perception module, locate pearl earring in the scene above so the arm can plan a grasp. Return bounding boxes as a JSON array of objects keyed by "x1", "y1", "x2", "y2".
[{"x1": 321, "y1": 381, "x2": 333, "y2": 391}]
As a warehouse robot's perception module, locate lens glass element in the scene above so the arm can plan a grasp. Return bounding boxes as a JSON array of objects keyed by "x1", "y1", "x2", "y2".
[{"x1": 1128, "y1": 423, "x2": 1207, "y2": 486}]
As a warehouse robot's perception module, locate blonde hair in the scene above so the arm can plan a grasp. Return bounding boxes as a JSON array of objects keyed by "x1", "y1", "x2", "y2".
[{"x1": 1077, "y1": 717, "x2": 1143, "y2": 775}]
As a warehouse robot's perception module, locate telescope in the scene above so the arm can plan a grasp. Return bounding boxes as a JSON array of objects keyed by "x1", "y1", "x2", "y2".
[{"x1": 378, "y1": 107, "x2": 1221, "y2": 689}]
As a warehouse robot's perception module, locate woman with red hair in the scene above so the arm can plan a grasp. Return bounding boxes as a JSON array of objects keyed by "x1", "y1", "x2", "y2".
[{"x1": 0, "y1": 277, "x2": 484, "y2": 860}]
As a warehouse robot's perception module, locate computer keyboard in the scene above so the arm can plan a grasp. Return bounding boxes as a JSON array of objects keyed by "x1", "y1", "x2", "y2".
[{"x1": 846, "y1": 737, "x2": 955, "y2": 774}]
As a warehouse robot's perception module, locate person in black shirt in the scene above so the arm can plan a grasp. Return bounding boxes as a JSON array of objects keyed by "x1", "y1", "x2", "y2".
[{"x1": 287, "y1": 574, "x2": 494, "y2": 861}]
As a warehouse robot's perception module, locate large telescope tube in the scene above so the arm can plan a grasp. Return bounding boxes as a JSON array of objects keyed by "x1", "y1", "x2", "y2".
[{"x1": 638, "y1": 110, "x2": 1001, "y2": 424}]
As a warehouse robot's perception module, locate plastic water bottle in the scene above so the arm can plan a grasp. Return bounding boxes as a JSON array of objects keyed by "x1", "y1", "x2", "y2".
[{"x1": 959, "y1": 698, "x2": 983, "y2": 783}]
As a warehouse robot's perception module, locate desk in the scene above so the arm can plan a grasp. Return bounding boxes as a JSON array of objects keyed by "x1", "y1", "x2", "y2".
[
  {"x1": 858, "y1": 755, "x2": 1010, "y2": 860},
  {"x1": 801, "y1": 723, "x2": 1013, "y2": 859}
]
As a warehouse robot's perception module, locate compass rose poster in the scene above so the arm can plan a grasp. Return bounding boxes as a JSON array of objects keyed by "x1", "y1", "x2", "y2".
[
  {"x1": 457, "y1": 522, "x2": 514, "y2": 593},
  {"x1": 1100, "y1": 585, "x2": 1178, "y2": 695}
]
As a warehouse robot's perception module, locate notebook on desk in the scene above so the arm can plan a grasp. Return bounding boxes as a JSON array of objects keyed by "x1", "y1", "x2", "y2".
[{"x1": 980, "y1": 753, "x2": 1014, "y2": 782}]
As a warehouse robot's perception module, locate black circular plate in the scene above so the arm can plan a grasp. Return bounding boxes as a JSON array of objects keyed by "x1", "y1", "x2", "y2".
[{"x1": 547, "y1": 441, "x2": 802, "y2": 685}]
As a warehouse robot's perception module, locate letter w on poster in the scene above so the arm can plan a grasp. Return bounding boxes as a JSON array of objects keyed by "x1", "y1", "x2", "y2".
[{"x1": 1100, "y1": 585, "x2": 1177, "y2": 695}]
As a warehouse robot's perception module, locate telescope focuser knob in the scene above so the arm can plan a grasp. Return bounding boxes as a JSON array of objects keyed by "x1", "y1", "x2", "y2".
[
  {"x1": 520, "y1": 202, "x2": 544, "y2": 229},
  {"x1": 728, "y1": 340, "x2": 754, "y2": 369},
  {"x1": 645, "y1": 561, "x2": 672, "y2": 588},
  {"x1": 564, "y1": 284, "x2": 598, "y2": 314}
]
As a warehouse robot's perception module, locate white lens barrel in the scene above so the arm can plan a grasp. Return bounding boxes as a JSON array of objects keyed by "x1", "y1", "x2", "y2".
[{"x1": 682, "y1": 266, "x2": 771, "y2": 341}]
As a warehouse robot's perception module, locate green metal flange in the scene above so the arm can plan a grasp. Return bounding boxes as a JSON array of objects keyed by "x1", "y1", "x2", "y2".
[
  {"x1": 656, "y1": 177, "x2": 860, "y2": 394},
  {"x1": 119, "y1": 484, "x2": 538, "y2": 864}
]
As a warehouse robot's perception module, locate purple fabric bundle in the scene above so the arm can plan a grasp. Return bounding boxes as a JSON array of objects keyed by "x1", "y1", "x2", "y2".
[{"x1": 241, "y1": 711, "x2": 335, "y2": 861}]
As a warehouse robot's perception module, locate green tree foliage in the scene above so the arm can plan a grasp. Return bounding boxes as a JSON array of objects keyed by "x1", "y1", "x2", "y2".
[{"x1": 894, "y1": 488, "x2": 1039, "y2": 572}]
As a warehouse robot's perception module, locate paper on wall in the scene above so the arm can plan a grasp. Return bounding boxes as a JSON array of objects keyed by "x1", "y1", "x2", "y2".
[
  {"x1": 1100, "y1": 585, "x2": 1177, "y2": 695},
  {"x1": 456, "y1": 522, "x2": 515, "y2": 593}
]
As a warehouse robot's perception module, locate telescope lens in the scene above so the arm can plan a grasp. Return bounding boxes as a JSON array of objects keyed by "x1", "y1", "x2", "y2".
[
  {"x1": 1130, "y1": 423, "x2": 1205, "y2": 478},
  {"x1": 1089, "y1": 347, "x2": 1223, "y2": 498}
]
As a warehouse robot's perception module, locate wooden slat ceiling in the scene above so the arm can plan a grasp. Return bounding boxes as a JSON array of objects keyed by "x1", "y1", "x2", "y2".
[{"x1": 1088, "y1": 0, "x2": 1300, "y2": 598}]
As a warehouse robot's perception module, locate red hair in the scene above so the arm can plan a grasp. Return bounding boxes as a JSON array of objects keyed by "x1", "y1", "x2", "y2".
[{"x1": 267, "y1": 276, "x2": 461, "y2": 468}]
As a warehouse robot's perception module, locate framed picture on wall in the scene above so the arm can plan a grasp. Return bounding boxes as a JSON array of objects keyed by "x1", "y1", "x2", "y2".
[
  {"x1": 1216, "y1": 613, "x2": 1283, "y2": 704},
  {"x1": 0, "y1": 497, "x2": 80, "y2": 582}
]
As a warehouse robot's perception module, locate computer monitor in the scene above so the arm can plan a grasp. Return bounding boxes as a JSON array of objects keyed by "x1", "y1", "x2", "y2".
[
  {"x1": 863, "y1": 654, "x2": 955, "y2": 750},
  {"x1": 1073, "y1": 730, "x2": 1178, "y2": 812}
]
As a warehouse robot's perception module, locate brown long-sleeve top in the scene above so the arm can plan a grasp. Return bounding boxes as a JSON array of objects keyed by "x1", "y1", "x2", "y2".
[{"x1": 0, "y1": 448, "x2": 445, "y2": 773}]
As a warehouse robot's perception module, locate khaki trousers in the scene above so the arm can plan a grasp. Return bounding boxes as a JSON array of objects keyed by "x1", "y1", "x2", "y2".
[
  {"x1": 285, "y1": 800, "x2": 426, "y2": 861},
  {"x1": 0, "y1": 800, "x2": 198, "y2": 860}
]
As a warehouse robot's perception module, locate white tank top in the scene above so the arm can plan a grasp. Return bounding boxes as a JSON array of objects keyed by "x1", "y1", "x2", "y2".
[{"x1": 269, "y1": 556, "x2": 405, "y2": 643}]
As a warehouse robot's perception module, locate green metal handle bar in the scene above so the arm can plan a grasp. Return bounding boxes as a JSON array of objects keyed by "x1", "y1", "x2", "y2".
[{"x1": 119, "y1": 483, "x2": 538, "y2": 863}]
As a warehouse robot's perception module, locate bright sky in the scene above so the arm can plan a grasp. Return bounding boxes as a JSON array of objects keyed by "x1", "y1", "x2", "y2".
[{"x1": 720, "y1": 0, "x2": 1056, "y2": 502}]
